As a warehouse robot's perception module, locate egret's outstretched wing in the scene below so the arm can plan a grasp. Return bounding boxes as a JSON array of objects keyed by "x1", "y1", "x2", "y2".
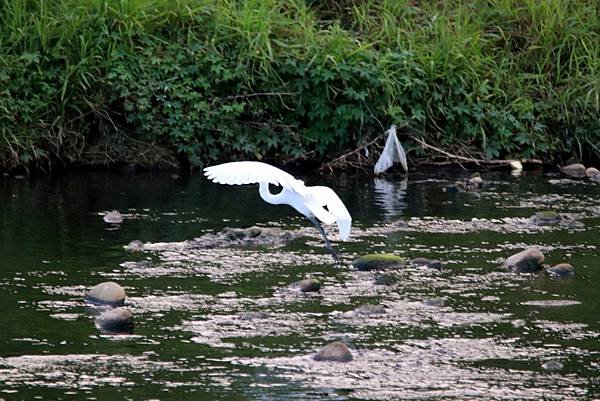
[
  {"x1": 204, "y1": 161, "x2": 308, "y2": 195},
  {"x1": 308, "y1": 186, "x2": 352, "y2": 240},
  {"x1": 374, "y1": 125, "x2": 408, "y2": 175}
]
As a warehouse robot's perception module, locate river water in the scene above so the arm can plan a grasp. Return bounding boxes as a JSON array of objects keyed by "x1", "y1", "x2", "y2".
[{"x1": 0, "y1": 170, "x2": 598, "y2": 400}]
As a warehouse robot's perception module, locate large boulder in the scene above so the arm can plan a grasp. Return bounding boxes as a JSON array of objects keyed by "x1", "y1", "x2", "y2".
[
  {"x1": 95, "y1": 307, "x2": 133, "y2": 334},
  {"x1": 504, "y1": 248, "x2": 545, "y2": 273},
  {"x1": 86, "y1": 282, "x2": 126, "y2": 306},
  {"x1": 561, "y1": 163, "x2": 586, "y2": 178},
  {"x1": 352, "y1": 254, "x2": 405, "y2": 271},
  {"x1": 313, "y1": 341, "x2": 353, "y2": 362}
]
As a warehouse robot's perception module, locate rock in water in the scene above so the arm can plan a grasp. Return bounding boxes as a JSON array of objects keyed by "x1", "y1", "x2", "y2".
[
  {"x1": 314, "y1": 341, "x2": 353, "y2": 362},
  {"x1": 352, "y1": 254, "x2": 405, "y2": 271},
  {"x1": 86, "y1": 282, "x2": 126, "y2": 306},
  {"x1": 546, "y1": 263, "x2": 574, "y2": 277},
  {"x1": 561, "y1": 163, "x2": 586, "y2": 178},
  {"x1": 374, "y1": 272, "x2": 398, "y2": 286},
  {"x1": 353, "y1": 304, "x2": 386, "y2": 316},
  {"x1": 467, "y1": 173, "x2": 483, "y2": 189},
  {"x1": 412, "y1": 257, "x2": 443, "y2": 270},
  {"x1": 95, "y1": 307, "x2": 133, "y2": 334},
  {"x1": 297, "y1": 278, "x2": 321, "y2": 292},
  {"x1": 586, "y1": 167, "x2": 600, "y2": 178},
  {"x1": 504, "y1": 248, "x2": 545, "y2": 273},
  {"x1": 541, "y1": 360, "x2": 563, "y2": 371},
  {"x1": 103, "y1": 211, "x2": 123, "y2": 224},
  {"x1": 531, "y1": 211, "x2": 562, "y2": 226},
  {"x1": 586, "y1": 167, "x2": 600, "y2": 182}
]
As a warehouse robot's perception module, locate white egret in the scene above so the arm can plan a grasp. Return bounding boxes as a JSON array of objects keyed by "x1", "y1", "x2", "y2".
[{"x1": 203, "y1": 161, "x2": 351, "y2": 262}]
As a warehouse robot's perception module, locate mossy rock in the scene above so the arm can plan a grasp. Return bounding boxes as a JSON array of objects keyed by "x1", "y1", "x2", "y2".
[
  {"x1": 531, "y1": 211, "x2": 562, "y2": 226},
  {"x1": 297, "y1": 278, "x2": 321, "y2": 292},
  {"x1": 352, "y1": 254, "x2": 405, "y2": 271}
]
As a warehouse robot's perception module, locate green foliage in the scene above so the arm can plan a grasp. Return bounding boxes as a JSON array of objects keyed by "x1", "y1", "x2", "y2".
[{"x1": 0, "y1": 0, "x2": 599, "y2": 170}]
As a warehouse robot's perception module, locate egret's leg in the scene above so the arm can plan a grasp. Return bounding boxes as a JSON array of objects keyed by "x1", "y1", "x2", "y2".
[{"x1": 308, "y1": 217, "x2": 341, "y2": 264}]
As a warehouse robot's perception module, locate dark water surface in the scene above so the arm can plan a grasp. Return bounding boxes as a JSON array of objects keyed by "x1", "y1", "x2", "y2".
[{"x1": 0, "y1": 170, "x2": 599, "y2": 400}]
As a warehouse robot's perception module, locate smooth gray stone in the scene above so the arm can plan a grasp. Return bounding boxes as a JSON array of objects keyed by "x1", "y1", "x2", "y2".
[
  {"x1": 546, "y1": 263, "x2": 574, "y2": 277},
  {"x1": 86, "y1": 282, "x2": 126, "y2": 306},
  {"x1": 504, "y1": 248, "x2": 545, "y2": 273},
  {"x1": 103, "y1": 211, "x2": 123, "y2": 224},
  {"x1": 314, "y1": 341, "x2": 353, "y2": 362},
  {"x1": 298, "y1": 278, "x2": 321, "y2": 293},
  {"x1": 374, "y1": 272, "x2": 397, "y2": 286},
  {"x1": 95, "y1": 307, "x2": 133, "y2": 334},
  {"x1": 561, "y1": 163, "x2": 586, "y2": 178},
  {"x1": 541, "y1": 360, "x2": 563, "y2": 371}
]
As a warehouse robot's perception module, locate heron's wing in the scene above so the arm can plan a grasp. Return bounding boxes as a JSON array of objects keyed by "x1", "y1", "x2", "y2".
[
  {"x1": 203, "y1": 161, "x2": 308, "y2": 195},
  {"x1": 308, "y1": 186, "x2": 352, "y2": 241},
  {"x1": 374, "y1": 125, "x2": 408, "y2": 174}
]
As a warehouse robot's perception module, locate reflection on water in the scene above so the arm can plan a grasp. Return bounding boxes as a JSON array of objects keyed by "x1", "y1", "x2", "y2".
[
  {"x1": 373, "y1": 177, "x2": 408, "y2": 220},
  {"x1": 0, "y1": 170, "x2": 599, "y2": 400}
]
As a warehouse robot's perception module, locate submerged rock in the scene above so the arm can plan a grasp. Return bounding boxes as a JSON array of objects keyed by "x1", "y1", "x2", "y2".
[
  {"x1": 238, "y1": 311, "x2": 271, "y2": 320},
  {"x1": 445, "y1": 173, "x2": 483, "y2": 192},
  {"x1": 561, "y1": 163, "x2": 586, "y2": 178},
  {"x1": 313, "y1": 341, "x2": 353, "y2": 362},
  {"x1": 504, "y1": 248, "x2": 545, "y2": 273},
  {"x1": 541, "y1": 360, "x2": 563, "y2": 371},
  {"x1": 546, "y1": 263, "x2": 574, "y2": 277},
  {"x1": 86, "y1": 282, "x2": 126, "y2": 306},
  {"x1": 95, "y1": 307, "x2": 133, "y2": 334},
  {"x1": 423, "y1": 297, "x2": 447, "y2": 307},
  {"x1": 297, "y1": 278, "x2": 321, "y2": 293},
  {"x1": 352, "y1": 254, "x2": 405, "y2": 271},
  {"x1": 411, "y1": 257, "x2": 443, "y2": 270},
  {"x1": 353, "y1": 304, "x2": 386, "y2": 316},
  {"x1": 374, "y1": 272, "x2": 398, "y2": 286},
  {"x1": 103, "y1": 211, "x2": 123, "y2": 225}
]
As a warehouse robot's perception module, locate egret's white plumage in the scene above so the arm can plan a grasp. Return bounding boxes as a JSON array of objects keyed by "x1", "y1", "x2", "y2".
[
  {"x1": 374, "y1": 125, "x2": 408, "y2": 175},
  {"x1": 203, "y1": 161, "x2": 352, "y2": 241}
]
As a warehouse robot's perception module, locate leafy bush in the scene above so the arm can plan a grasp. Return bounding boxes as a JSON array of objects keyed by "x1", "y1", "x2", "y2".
[{"x1": 0, "y1": 0, "x2": 599, "y2": 170}]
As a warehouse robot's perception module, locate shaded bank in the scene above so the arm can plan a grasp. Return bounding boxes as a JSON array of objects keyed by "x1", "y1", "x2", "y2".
[{"x1": 1, "y1": 0, "x2": 599, "y2": 171}]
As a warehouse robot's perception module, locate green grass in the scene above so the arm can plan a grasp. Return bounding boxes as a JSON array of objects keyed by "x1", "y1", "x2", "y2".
[{"x1": 1, "y1": 0, "x2": 599, "y2": 170}]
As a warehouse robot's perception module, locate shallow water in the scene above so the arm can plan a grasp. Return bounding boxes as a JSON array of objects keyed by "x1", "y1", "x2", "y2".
[{"x1": 0, "y1": 169, "x2": 599, "y2": 400}]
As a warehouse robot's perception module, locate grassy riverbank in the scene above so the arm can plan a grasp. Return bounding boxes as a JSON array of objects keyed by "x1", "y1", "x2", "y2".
[{"x1": 1, "y1": 0, "x2": 599, "y2": 170}]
